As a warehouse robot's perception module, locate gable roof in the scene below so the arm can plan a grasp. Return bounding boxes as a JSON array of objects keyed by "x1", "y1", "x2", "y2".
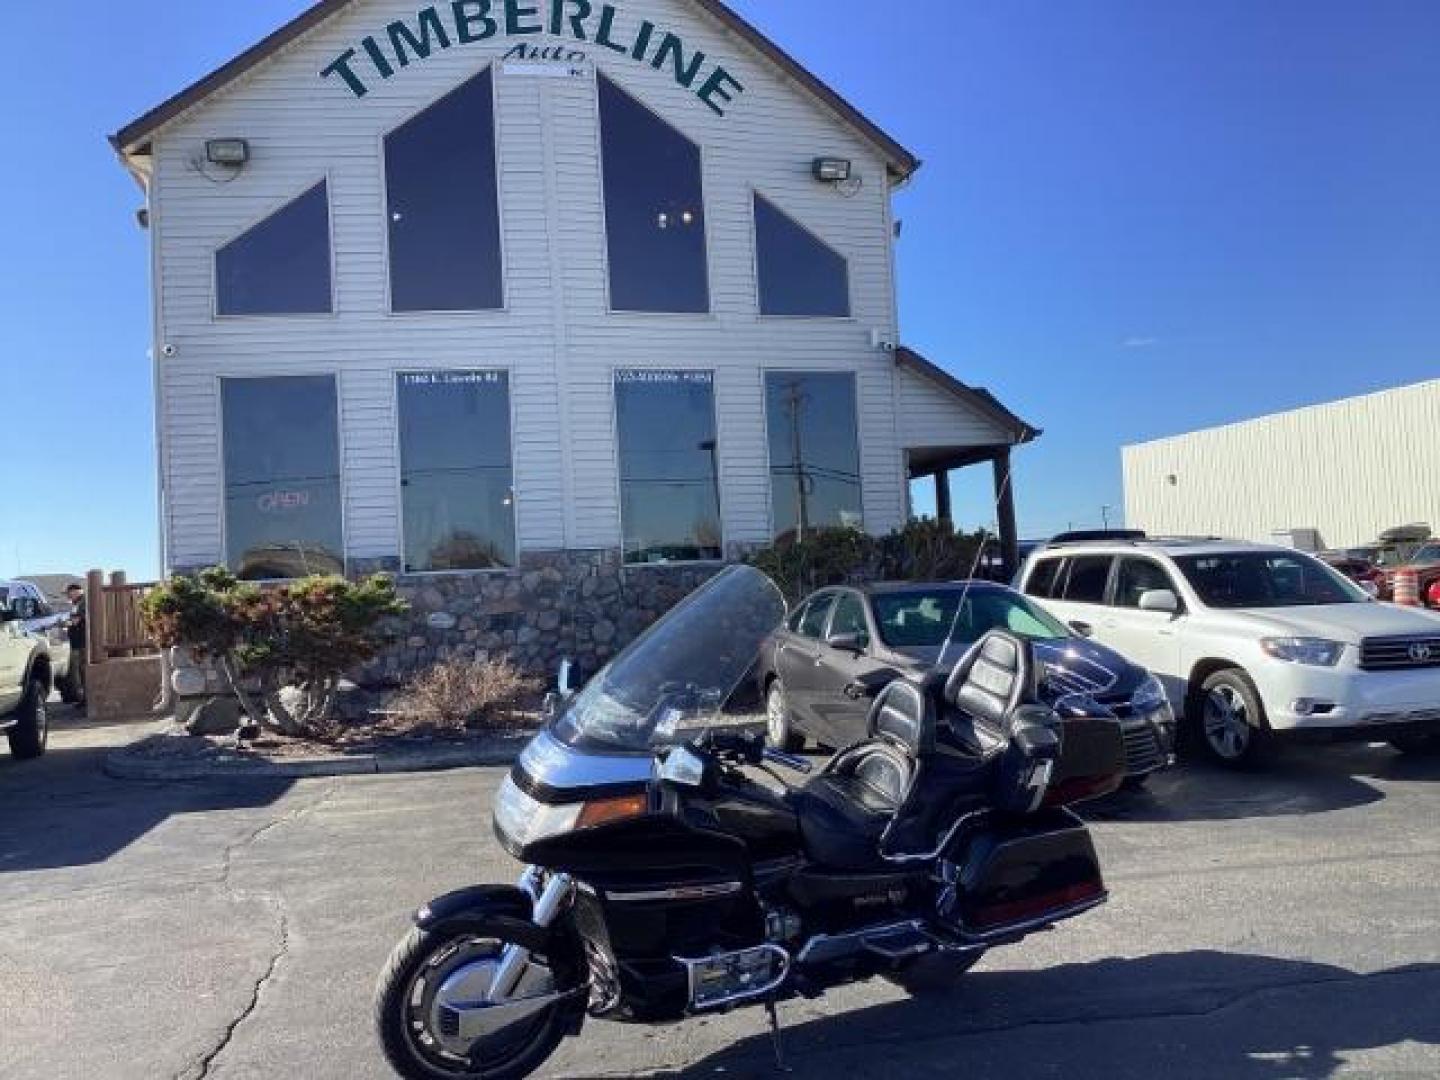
[
  {"x1": 109, "y1": 0, "x2": 920, "y2": 179},
  {"x1": 895, "y1": 346, "x2": 1041, "y2": 446}
]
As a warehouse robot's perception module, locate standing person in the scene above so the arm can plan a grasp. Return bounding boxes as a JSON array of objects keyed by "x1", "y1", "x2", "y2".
[{"x1": 65, "y1": 582, "x2": 87, "y2": 711}]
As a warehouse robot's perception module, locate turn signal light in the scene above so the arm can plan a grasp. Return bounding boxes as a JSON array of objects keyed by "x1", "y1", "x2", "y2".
[{"x1": 576, "y1": 793, "x2": 649, "y2": 829}]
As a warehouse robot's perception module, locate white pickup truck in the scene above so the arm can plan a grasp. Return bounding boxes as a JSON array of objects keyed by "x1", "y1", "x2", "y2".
[{"x1": 0, "y1": 582, "x2": 62, "y2": 760}]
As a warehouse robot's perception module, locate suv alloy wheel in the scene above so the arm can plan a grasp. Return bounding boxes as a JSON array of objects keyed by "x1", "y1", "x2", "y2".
[{"x1": 1197, "y1": 669, "x2": 1271, "y2": 768}]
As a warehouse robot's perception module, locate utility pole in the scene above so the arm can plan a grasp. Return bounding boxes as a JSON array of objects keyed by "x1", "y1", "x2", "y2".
[{"x1": 784, "y1": 380, "x2": 811, "y2": 539}]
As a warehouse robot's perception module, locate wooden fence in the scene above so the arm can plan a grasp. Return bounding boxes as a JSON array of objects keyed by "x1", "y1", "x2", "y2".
[{"x1": 85, "y1": 570, "x2": 161, "y2": 665}]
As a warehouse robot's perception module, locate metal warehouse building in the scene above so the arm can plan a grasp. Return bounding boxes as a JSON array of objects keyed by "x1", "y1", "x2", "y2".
[{"x1": 1123, "y1": 379, "x2": 1440, "y2": 550}]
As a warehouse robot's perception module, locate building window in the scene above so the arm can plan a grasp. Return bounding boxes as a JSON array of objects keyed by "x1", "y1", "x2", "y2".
[
  {"x1": 385, "y1": 68, "x2": 504, "y2": 312},
  {"x1": 754, "y1": 194, "x2": 850, "y2": 317},
  {"x1": 398, "y1": 371, "x2": 515, "y2": 573},
  {"x1": 215, "y1": 182, "x2": 332, "y2": 316},
  {"x1": 615, "y1": 370, "x2": 722, "y2": 563},
  {"x1": 599, "y1": 75, "x2": 709, "y2": 313},
  {"x1": 222, "y1": 376, "x2": 343, "y2": 580},
  {"x1": 765, "y1": 372, "x2": 862, "y2": 542}
]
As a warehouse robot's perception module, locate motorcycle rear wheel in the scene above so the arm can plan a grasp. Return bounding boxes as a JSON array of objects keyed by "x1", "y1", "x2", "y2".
[{"x1": 374, "y1": 916, "x2": 580, "y2": 1080}]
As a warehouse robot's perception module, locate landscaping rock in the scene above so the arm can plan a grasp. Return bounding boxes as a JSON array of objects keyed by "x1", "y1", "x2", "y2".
[{"x1": 186, "y1": 697, "x2": 243, "y2": 737}]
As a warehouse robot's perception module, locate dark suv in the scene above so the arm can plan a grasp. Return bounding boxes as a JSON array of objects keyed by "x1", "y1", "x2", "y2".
[{"x1": 757, "y1": 581, "x2": 1175, "y2": 783}]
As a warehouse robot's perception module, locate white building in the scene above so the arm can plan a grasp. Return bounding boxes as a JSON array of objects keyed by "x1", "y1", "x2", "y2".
[
  {"x1": 111, "y1": 0, "x2": 1037, "y2": 673},
  {"x1": 1124, "y1": 379, "x2": 1440, "y2": 550}
]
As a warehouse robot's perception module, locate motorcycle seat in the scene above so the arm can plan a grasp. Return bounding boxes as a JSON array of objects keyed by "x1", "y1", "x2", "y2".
[{"x1": 795, "y1": 632, "x2": 1045, "y2": 869}]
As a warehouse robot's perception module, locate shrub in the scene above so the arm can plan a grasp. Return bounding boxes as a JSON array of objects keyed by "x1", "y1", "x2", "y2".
[
  {"x1": 393, "y1": 656, "x2": 542, "y2": 731},
  {"x1": 747, "y1": 522, "x2": 996, "y2": 603},
  {"x1": 142, "y1": 568, "x2": 407, "y2": 738}
]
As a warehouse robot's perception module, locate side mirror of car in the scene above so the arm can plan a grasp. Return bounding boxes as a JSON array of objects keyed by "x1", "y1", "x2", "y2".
[
  {"x1": 1360, "y1": 580, "x2": 1380, "y2": 599},
  {"x1": 1138, "y1": 589, "x2": 1181, "y2": 614},
  {"x1": 826, "y1": 631, "x2": 867, "y2": 654}
]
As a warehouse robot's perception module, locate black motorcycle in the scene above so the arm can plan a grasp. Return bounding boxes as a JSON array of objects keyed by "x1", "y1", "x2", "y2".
[{"x1": 375, "y1": 566, "x2": 1127, "y2": 1079}]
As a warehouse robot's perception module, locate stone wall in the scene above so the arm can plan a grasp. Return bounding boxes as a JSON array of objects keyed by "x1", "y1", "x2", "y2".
[{"x1": 350, "y1": 549, "x2": 733, "y2": 686}]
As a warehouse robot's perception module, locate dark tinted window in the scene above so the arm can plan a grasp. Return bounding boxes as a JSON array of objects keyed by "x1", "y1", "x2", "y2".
[
  {"x1": 1175, "y1": 552, "x2": 1364, "y2": 608},
  {"x1": 874, "y1": 589, "x2": 1068, "y2": 648},
  {"x1": 1114, "y1": 558, "x2": 1177, "y2": 609},
  {"x1": 754, "y1": 194, "x2": 850, "y2": 317},
  {"x1": 216, "y1": 182, "x2": 332, "y2": 316},
  {"x1": 222, "y1": 376, "x2": 343, "y2": 579},
  {"x1": 766, "y1": 373, "x2": 862, "y2": 541},
  {"x1": 798, "y1": 594, "x2": 836, "y2": 639},
  {"x1": 599, "y1": 75, "x2": 708, "y2": 313},
  {"x1": 386, "y1": 69, "x2": 503, "y2": 312},
  {"x1": 1061, "y1": 556, "x2": 1114, "y2": 603},
  {"x1": 615, "y1": 370, "x2": 721, "y2": 564},
  {"x1": 829, "y1": 594, "x2": 870, "y2": 646},
  {"x1": 399, "y1": 371, "x2": 515, "y2": 572},
  {"x1": 1026, "y1": 558, "x2": 1064, "y2": 598}
]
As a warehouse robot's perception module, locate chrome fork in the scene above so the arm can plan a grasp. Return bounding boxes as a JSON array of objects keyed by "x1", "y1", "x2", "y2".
[{"x1": 486, "y1": 867, "x2": 575, "y2": 1002}]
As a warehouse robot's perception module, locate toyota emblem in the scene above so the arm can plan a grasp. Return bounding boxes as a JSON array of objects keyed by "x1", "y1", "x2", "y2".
[{"x1": 1410, "y1": 642, "x2": 1435, "y2": 663}]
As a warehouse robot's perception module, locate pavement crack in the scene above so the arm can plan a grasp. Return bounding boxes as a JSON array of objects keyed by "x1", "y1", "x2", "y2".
[
  {"x1": 175, "y1": 783, "x2": 337, "y2": 1080},
  {"x1": 184, "y1": 907, "x2": 290, "y2": 1080}
]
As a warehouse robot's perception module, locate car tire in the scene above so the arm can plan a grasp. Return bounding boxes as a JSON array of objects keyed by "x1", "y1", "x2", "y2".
[
  {"x1": 1195, "y1": 669, "x2": 1272, "y2": 769},
  {"x1": 1389, "y1": 733, "x2": 1440, "y2": 756},
  {"x1": 57, "y1": 664, "x2": 85, "y2": 706},
  {"x1": 765, "y1": 681, "x2": 804, "y2": 752},
  {"x1": 7, "y1": 677, "x2": 50, "y2": 760}
]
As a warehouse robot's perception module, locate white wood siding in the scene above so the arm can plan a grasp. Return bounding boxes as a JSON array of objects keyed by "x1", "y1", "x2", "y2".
[
  {"x1": 143, "y1": 0, "x2": 958, "y2": 568},
  {"x1": 895, "y1": 365, "x2": 1013, "y2": 450},
  {"x1": 1123, "y1": 380, "x2": 1440, "y2": 549}
]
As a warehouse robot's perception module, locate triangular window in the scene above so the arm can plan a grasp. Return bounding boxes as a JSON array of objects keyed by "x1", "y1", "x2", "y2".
[
  {"x1": 754, "y1": 194, "x2": 850, "y2": 317},
  {"x1": 216, "y1": 182, "x2": 332, "y2": 316}
]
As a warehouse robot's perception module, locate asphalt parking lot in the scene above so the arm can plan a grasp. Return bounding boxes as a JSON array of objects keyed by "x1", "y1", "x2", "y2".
[{"x1": 2, "y1": 708, "x2": 1438, "y2": 1079}]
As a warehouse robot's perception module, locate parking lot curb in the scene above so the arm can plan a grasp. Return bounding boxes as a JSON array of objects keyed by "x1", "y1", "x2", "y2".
[{"x1": 102, "y1": 737, "x2": 529, "y2": 782}]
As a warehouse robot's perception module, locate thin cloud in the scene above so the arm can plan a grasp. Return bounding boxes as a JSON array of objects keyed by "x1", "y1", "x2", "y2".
[{"x1": 1121, "y1": 336, "x2": 1160, "y2": 349}]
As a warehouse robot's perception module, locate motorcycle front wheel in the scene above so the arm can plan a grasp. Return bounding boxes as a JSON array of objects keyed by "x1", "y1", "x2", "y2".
[{"x1": 374, "y1": 916, "x2": 583, "y2": 1080}]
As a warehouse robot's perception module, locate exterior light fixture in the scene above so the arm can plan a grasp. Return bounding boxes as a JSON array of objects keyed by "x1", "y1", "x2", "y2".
[
  {"x1": 812, "y1": 157, "x2": 853, "y2": 183},
  {"x1": 205, "y1": 138, "x2": 251, "y2": 166}
]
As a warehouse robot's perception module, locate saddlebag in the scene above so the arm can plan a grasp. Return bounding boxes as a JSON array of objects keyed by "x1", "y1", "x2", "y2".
[{"x1": 938, "y1": 809, "x2": 1106, "y2": 941}]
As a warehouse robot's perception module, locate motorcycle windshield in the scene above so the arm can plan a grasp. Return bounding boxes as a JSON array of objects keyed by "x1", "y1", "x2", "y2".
[{"x1": 554, "y1": 565, "x2": 786, "y2": 753}]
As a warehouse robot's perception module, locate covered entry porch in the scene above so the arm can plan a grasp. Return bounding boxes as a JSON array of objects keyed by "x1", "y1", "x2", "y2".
[{"x1": 895, "y1": 348, "x2": 1041, "y2": 579}]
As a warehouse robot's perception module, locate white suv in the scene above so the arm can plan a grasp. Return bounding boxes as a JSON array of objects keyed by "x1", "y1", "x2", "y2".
[{"x1": 1016, "y1": 537, "x2": 1440, "y2": 767}]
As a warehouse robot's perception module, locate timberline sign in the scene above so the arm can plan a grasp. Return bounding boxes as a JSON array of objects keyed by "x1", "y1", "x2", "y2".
[{"x1": 321, "y1": 1, "x2": 746, "y2": 115}]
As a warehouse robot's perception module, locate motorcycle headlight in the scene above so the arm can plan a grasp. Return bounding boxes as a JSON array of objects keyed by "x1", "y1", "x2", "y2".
[
  {"x1": 1260, "y1": 637, "x2": 1345, "y2": 667},
  {"x1": 493, "y1": 776, "x2": 650, "y2": 851},
  {"x1": 494, "y1": 775, "x2": 582, "y2": 849},
  {"x1": 1131, "y1": 674, "x2": 1170, "y2": 717}
]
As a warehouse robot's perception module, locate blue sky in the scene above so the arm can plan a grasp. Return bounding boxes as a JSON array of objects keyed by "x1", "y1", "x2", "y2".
[{"x1": 1, "y1": 0, "x2": 1437, "y2": 577}]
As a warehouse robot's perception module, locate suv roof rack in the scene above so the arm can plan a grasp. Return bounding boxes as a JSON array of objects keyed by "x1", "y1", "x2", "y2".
[
  {"x1": 1047, "y1": 529, "x2": 1148, "y2": 545},
  {"x1": 1039, "y1": 532, "x2": 1239, "y2": 551}
]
